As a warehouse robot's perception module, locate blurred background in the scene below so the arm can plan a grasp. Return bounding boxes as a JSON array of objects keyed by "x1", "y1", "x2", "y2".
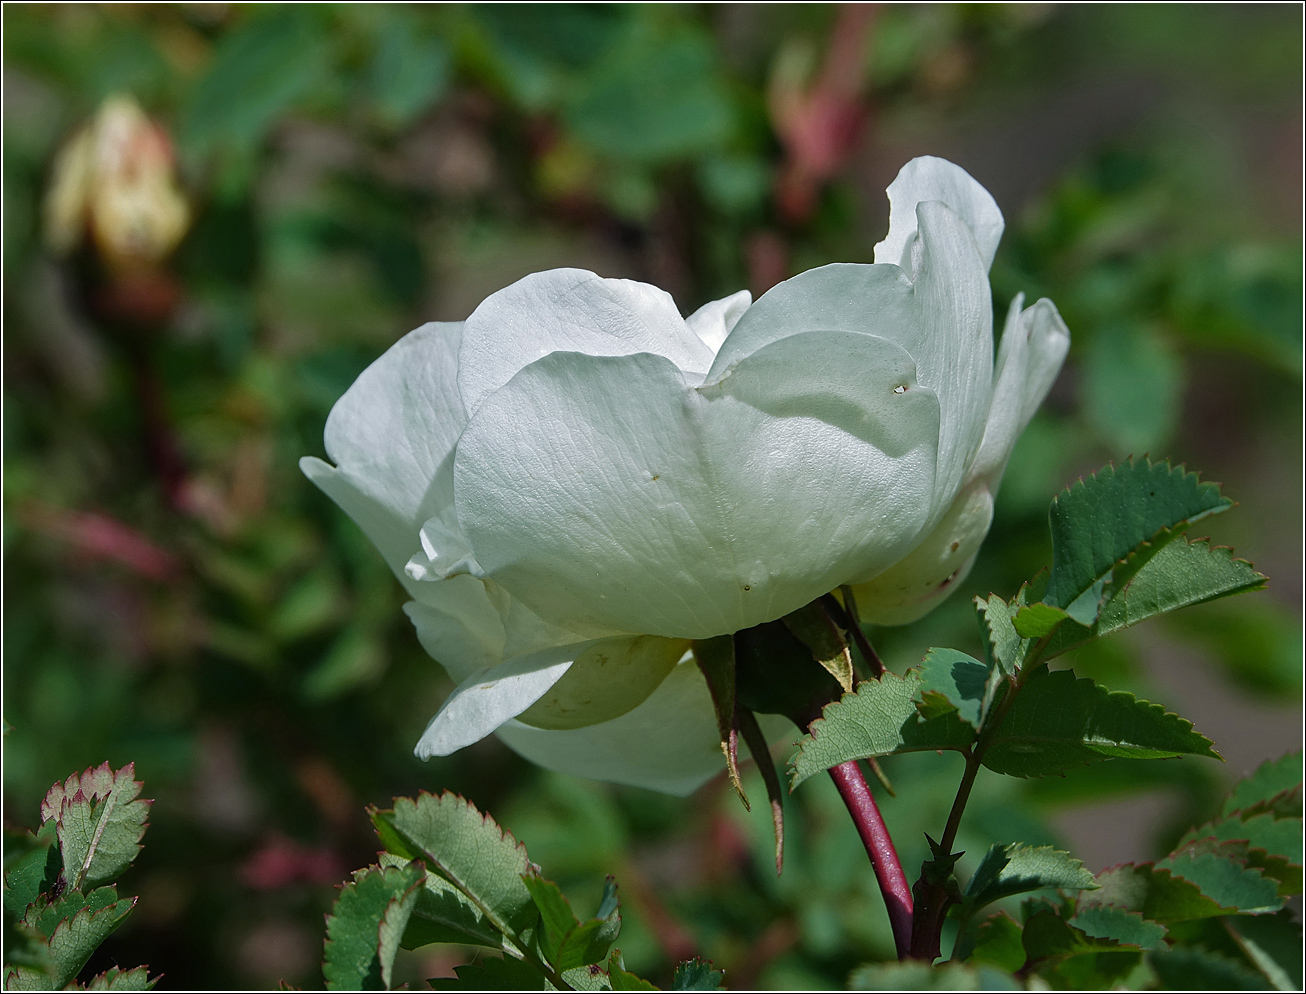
[{"x1": 2, "y1": 3, "x2": 1300, "y2": 989}]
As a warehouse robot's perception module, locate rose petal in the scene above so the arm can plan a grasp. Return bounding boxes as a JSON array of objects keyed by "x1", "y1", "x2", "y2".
[
  {"x1": 455, "y1": 331, "x2": 939, "y2": 638},
  {"x1": 300, "y1": 321, "x2": 465, "y2": 581},
  {"x1": 685, "y1": 289, "x2": 752, "y2": 354},
  {"x1": 457, "y1": 269, "x2": 715, "y2": 417},
  {"x1": 970, "y1": 295, "x2": 1071, "y2": 486},
  {"x1": 496, "y1": 656, "x2": 793, "y2": 796},
  {"x1": 873, "y1": 155, "x2": 1004, "y2": 273}
]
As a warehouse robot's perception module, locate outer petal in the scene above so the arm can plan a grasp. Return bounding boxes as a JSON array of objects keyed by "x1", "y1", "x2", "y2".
[
  {"x1": 970, "y1": 296, "x2": 1071, "y2": 486},
  {"x1": 456, "y1": 269, "x2": 715, "y2": 417},
  {"x1": 300, "y1": 320, "x2": 465, "y2": 581},
  {"x1": 414, "y1": 644, "x2": 582, "y2": 759},
  {"x1": 403, "y1": 577, "x2": 506, "y2": 683},
  {"x1": 455, "y1": 333, "x2": 940, "y2": 639},
  {"x1": 873, "y1": 155, "x2": 1004, "y2": 273},
  {"x1": 709, "y1": 200, "x2": 992, "y2": 526},
  {"x1": 852, "y1": 481, "x2": 993, "y2": 627},
  {"x1": 495, "y1": 657, "x2": 793, "y2": 796},
  {"x1": 685, "y1": 289, "x2": 752, "y2": 354}
]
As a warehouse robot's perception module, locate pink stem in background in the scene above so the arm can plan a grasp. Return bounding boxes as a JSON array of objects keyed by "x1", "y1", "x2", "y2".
[{"x1": 828, "y1": 760, "x2": 913, "y2": 959}]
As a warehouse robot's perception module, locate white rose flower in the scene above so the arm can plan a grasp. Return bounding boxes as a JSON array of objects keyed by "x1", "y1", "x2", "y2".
[{"x1": 301, "y1": 156, "x2": 1069, "y2": 795}]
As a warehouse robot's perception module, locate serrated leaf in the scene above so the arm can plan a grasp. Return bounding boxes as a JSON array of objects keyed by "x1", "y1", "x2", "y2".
[
  {"x1": 429, "y1": 956, "x2": 547, "y2": 990},
  {"x1": 788, "y1": 671, "x2": 975, "y2": 788},
  {"x1": 916, "y1": 648, "x2": 992, "y2": 727},
  {"x1": 1020, "y1": 909, "x2": 1145, "y2": 988},
  {"x1": 977, "y1": 594, "x2": 1027, "y2": 677},
  {"x1": 1068, "y1": 905, "x2": 1167, "y2": 950},
  {"x1": 1157, "y1": 850, "x2": 1282, "y2": 914},
  {"x1": 670, "y1": 957, "x2": 724, "y2": 990},
  {"x1": 380, "y1": 793, "x2": 540, "y2": 953},
  {"x1": 1083, "y1": 859, "x2": 1275, "y2": 922},
  {"x1": 74, "y1": 965, "x2": 156, "y2": 990},
  {"x1": 608, "y1": 950, "x2": 659, "y2": 991},
  {"x1": 323, "y1": 863, "x2": 424, "y2": 990},
  {"x1": 44, "y1": 892, "x2": 136, "y2": 988},
  {"x1": 1012, "y1": 603, "x2": 1069, "y2": 639},
  {"x1": 1183, "y1": 811, "x2": 1303, "y2": 867},
  {"x1": 1169, "y1": 836, "x2": 1301, "y2": 897},
  {"x1": 1239, "y1": 784, "x2": 1304, "y2": 822},
  {"x1": 1149, "y1": 945, "x2": 1265, "y2": 990},
  {"x1": 964, "y1": 912, "x2": 1026, "y2": 973},
  {"x1": 1044, "y1": 537, "x2": 1268, "y2": 658},
  {"x1": 962, "y1": 844, "x2": 1096, "y2": 913},
  {"x1": 4, "y1": 821, "x2": 61, "y2": 916},
  {"x1": 1223, "y1": 752, "x2": 1303, "y2": 818},
  {"x1": 1044, "y1": 459, "x2": 1232, "y2": 627},
  {"x1": 522, "y1": 874, "x2": 578, "y2": 964},
  {"x1": 1230, "y1": 910, "x2": 1303, "y2": 991},
  {"x1": 395, "y1": 854, "x2": 510, "y2": 951},
  {"x1": 981, "y1": 667, "x2": 1219, "y2": 778},
  {"x1": 42, "y1": 763, "x2": 151, "y2": 890}
]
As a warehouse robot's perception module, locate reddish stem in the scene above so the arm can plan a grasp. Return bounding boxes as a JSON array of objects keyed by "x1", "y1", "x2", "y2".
[{"x1": 828, "y1": 760, "x2": 913, "y2": 959}]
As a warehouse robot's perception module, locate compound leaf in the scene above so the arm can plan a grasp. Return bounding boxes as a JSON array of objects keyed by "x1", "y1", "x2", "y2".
[
  {"x1": 982, "y1": 668, "x2": 1218, "y2": 778},
  {"x1": 323, "y1": 863, "x2": 424, "y2": 991},
  {"x1": 788, "y1": 671, "x2": 975, "y2": 788}
]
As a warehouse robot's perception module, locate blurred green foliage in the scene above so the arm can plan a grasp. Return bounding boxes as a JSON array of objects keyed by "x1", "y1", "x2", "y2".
[{"x1": 2, "y1": 4, "x2": 1299, "y2": 989}]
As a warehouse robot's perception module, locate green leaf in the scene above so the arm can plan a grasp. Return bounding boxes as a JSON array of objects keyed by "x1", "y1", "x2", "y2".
[
  {"x1": 981, "y1": 667, "x2": 1219, "y2": 777},
  {"x1": 1020, "y1": 910, "x2": 1143, "y2": 987},
  {"x1": 608, "y1": 950, "x2": 659, "y2": 991},
  {"x1": 181, "y1": 7, "x2": 332, "y2": 161},
  {"x1": 429, "y1": 956, "x2": 547, "y2": 990},
  {"x1": 1183, "y1": 811, "x2": 1303, "y2": 867},
  {"x1": 964, "y1": 913, "x2": 1026, "y2": 973},
  {"x1": 520, "y1": 873, "x2": 619, "y2": 972},
  {"x1": 670, "y1": 957, "x2": 724, "y2": 991},
  {"x1": 73, "y1": 966, "x2": 156, "y2": 990},
  {"x1": 369, "y1": 17, "x2": 450, "y2": 128},
  {"x1": 976, "y1": 591, "x2": 1031, "y2": 676},
  {"x1": 1083, "y1": 323, "x2": 1183, "y2": 456},
  {"x1": 1012, "y1": 603, "x2": 1069, "y2": 639},
  {"x1": 404, "y1": 869, "x2": 518, "y2": 951},
  {"x1": 379, "y1": 793, "x2": 540, "y2": 953},
  {"x1": 788, "y1": 671, "x2": 975, "y2": 788},
  {"x1": 1223, "y1": 752, "x2": 1303, "y2": 818},
  {"x1": 1043, "y1": 459, "x2": 1232, "y2": 627},
  {"x1": 1169, "y1": 836, "x2": 1301, "y2": 897},
  {"x1": 1068, "y1": 905, "x2": 1167, "y2": 950},
  {"x1": 1157, "y1": 850, "x2": 1282, "y2": 915},
  {"x1": 323, "y1": 863, "x2": 424, "y2": 991},
  {"x1": 1230, "y1": 910, "x2": 1303, "y2": 991},
  {"x1": 37, "y1": 888, "x2": 136, "y2": 988},
  {"x1": 1149, "y1": 946, "x2": 1265, "y2": 991},
  {"x1": 42, "y1": 763, "x2": 151, "y2": 890},
  {"x1": 962, "y1": 844, "x2": 1096, "y2": 913},
  {"x1": 565, "y1": 28, "x2": 732, "y2": 163},
  {"x1": 916, "y1": 648, "x2": 992, "y2": 727},
  {"x1": 1084, "y1": 858, "x2": 1278, "y2": 921},
  {"x1": 4, "y1": 821, "x2": 61, "y2": 916},
  {"x1": 1044, "y1": 537, "x2": 1267, "y2": 658}
]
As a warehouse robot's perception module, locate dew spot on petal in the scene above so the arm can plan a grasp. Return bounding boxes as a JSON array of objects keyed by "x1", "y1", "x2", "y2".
[{"x1": 893, "y1": 384, "x2": 908, "y2": 394}]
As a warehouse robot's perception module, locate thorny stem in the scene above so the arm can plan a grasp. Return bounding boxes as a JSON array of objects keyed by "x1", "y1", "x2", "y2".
[
  {"x1": 909, "y1": 631, "x2": 1058, "y2": 959},
  {"x1": 828, "y1": 760, "x2": 913, "y2": 960}
]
